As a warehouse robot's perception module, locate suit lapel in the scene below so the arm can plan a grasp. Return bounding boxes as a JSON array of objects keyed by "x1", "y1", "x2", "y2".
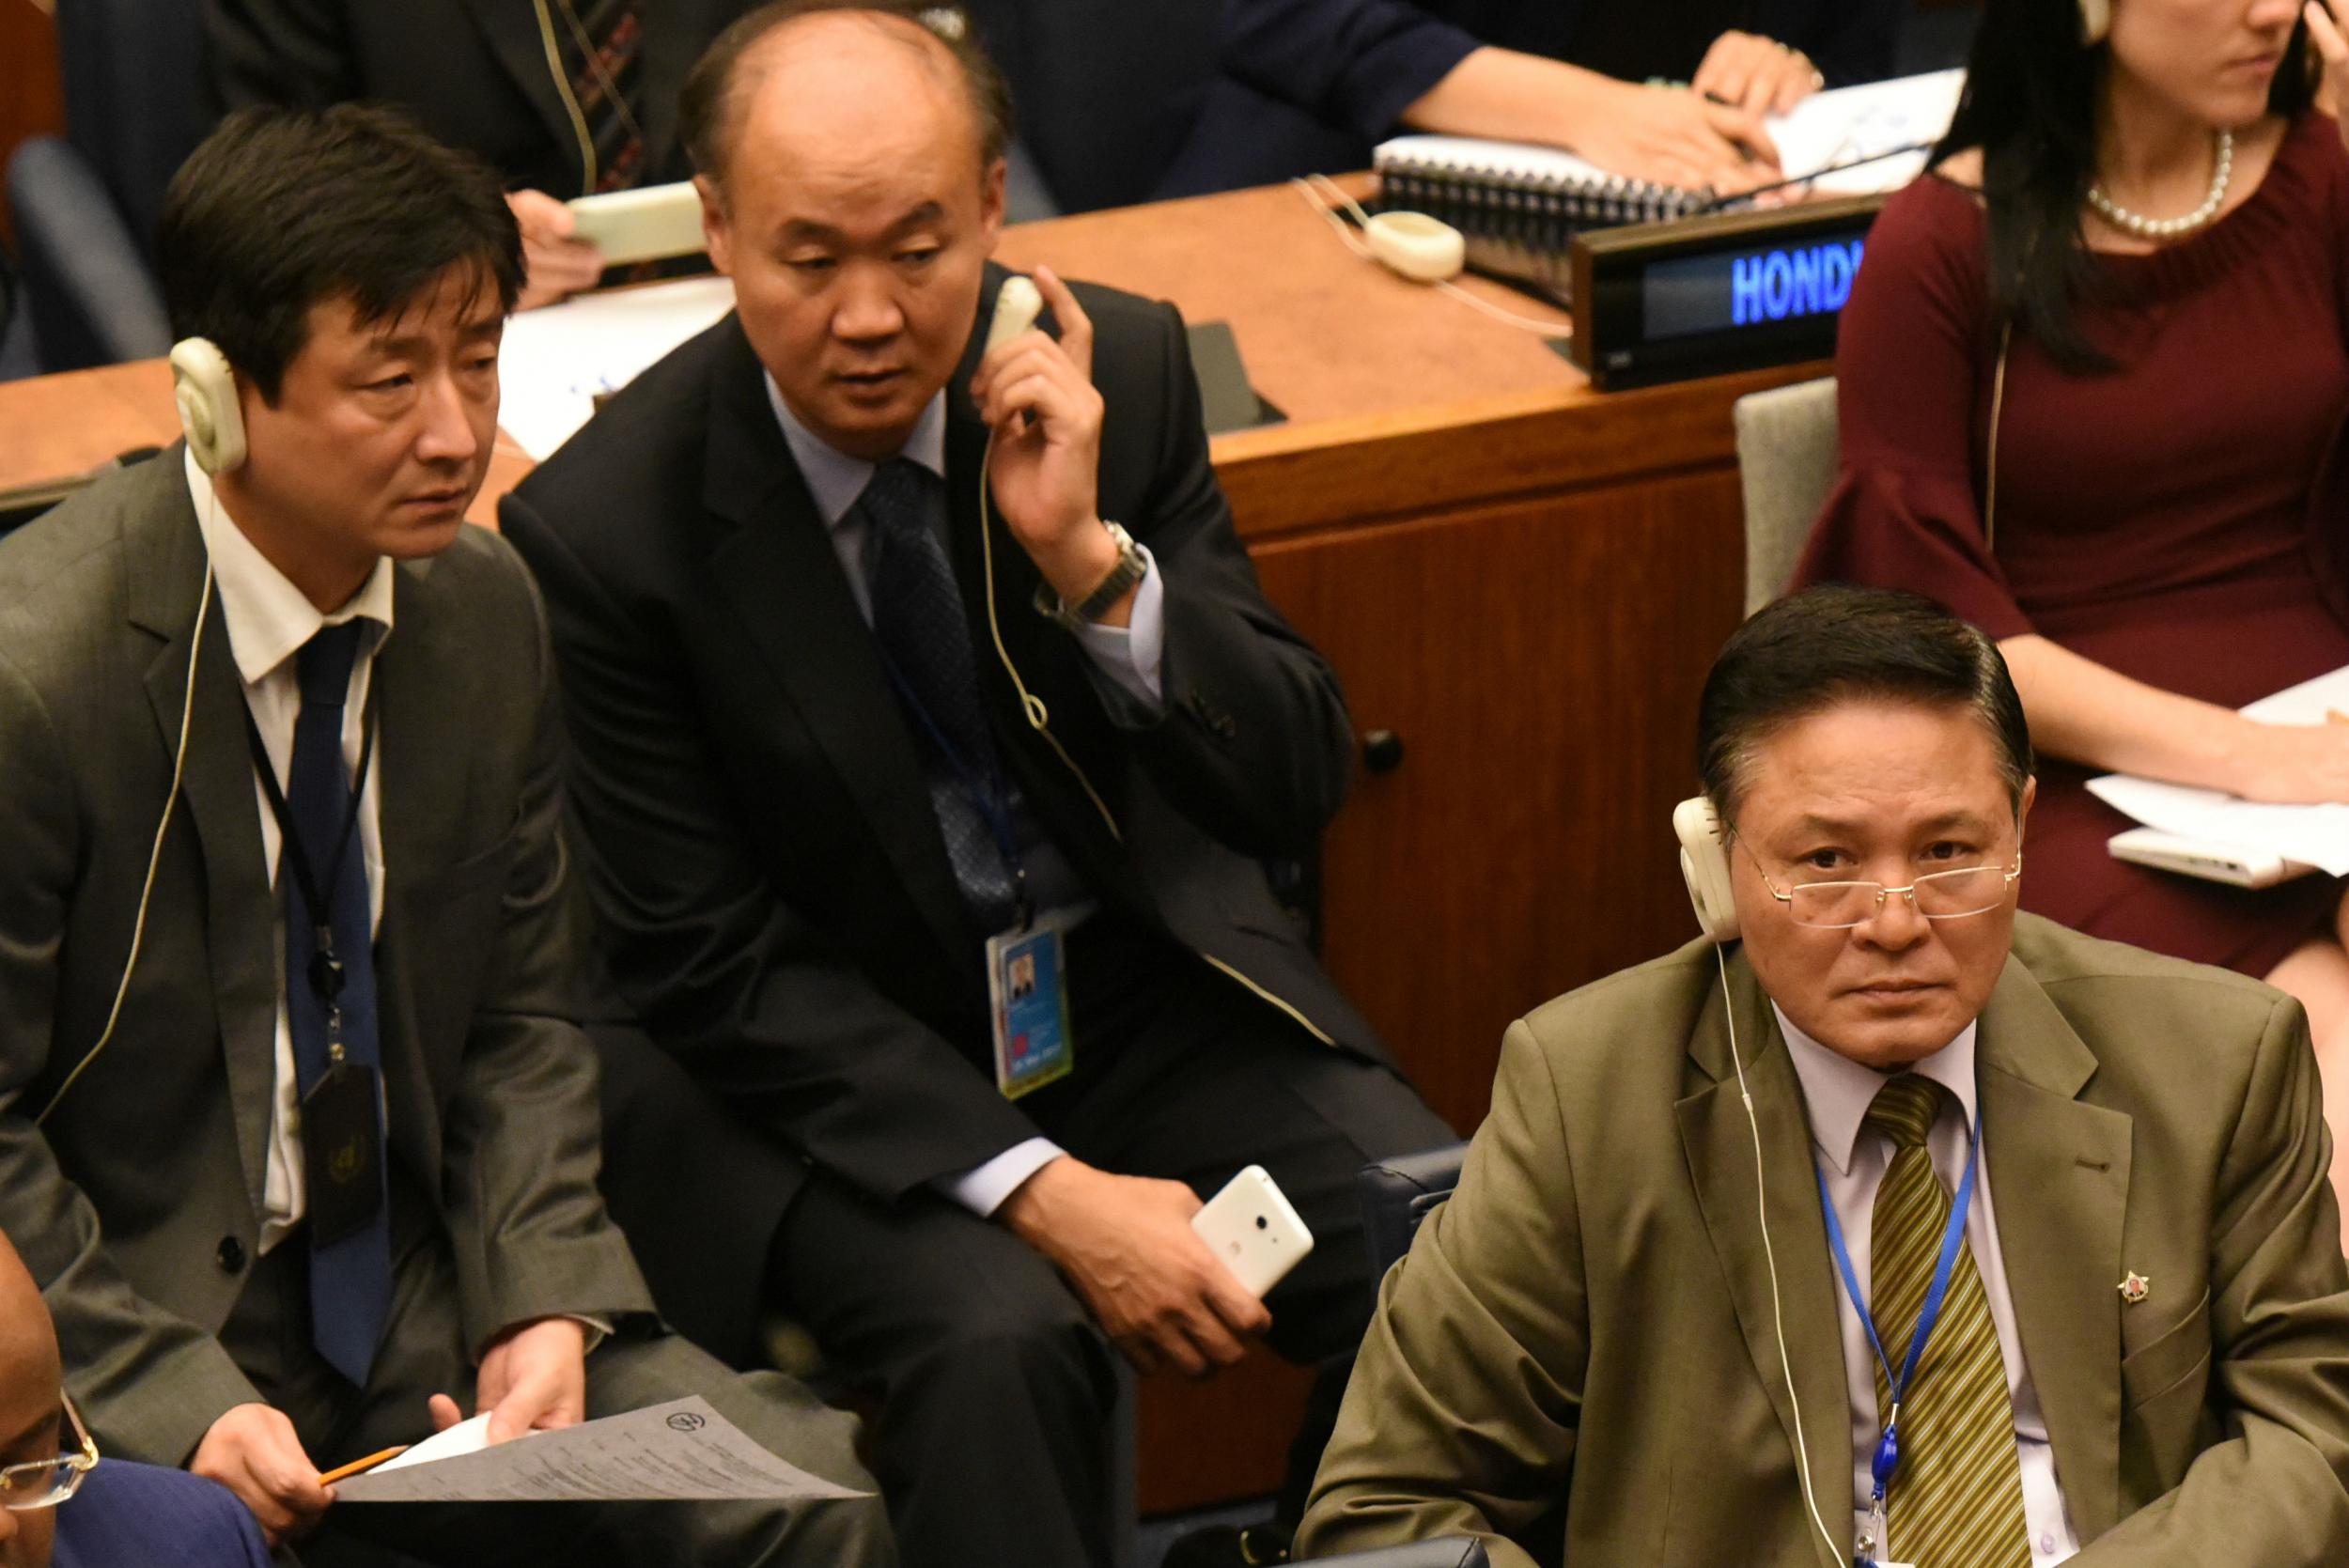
[
  {"x1": 124, "y1": 462, "x2": 277, "y2": 1216},
  {"x1": 1977, "y1": 955, "x2": 2132, "y2": 1542},
  {"x1": 367, "y1": 565, "x2": 458, "y2": 1184},
  {"x1": 700, "y1": 322, "x2": 974, "y2": 969},
  {"x1": 1675, "y1": 951, "x2": 1856, "y2": 1560}
]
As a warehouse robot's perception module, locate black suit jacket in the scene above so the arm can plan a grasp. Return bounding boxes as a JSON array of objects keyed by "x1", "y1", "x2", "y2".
[
  {"x1": 0, "y1": 454, "x2": 650, "y2": 1465},
  {"x1": 502, "y1": 271, "x2": 1388, "y2": 1213},
  {"x1": 204, "y1": 0, "x2": 747, "y2": 195}
]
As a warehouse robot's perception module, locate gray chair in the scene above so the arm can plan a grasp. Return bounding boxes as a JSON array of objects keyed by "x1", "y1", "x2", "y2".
[{"x1": 1731, "y1": 377, "x2": 1841, "y2": 615}]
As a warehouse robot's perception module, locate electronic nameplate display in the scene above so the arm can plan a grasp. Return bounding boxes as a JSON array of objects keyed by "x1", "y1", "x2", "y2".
[{"x1": 1569, "y1": 194, "x2": 1886, "y2": 391}]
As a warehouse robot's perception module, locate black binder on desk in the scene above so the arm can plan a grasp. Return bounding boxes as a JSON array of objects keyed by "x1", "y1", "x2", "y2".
[{"x1": 1372, "y1": 133, "x2": 1711, "y2": 307}]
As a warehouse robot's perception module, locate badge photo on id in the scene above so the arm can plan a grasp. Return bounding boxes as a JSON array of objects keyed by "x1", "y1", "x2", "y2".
[{"x1": 988, "y1": 922, "x2": 1072, "y2": 1099}]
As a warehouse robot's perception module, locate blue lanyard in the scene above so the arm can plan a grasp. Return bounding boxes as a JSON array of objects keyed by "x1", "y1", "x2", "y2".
[
  {"x1": 1816, "y1": 1097, "x2": 1982, "y2": 1557},
  {"x1": 876, "y1": 650, "x2": 1033, "y2": 928}
]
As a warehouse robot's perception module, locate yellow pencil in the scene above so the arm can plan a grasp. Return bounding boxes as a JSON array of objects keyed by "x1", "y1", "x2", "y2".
[{"x1": 320, "y1": 1445, "x2": 408, "y2": 1485}]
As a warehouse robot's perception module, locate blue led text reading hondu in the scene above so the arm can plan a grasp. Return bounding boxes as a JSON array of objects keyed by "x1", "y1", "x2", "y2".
[{"x1": 1731, "y1": 239, "x2": 1866, "y2": 326}]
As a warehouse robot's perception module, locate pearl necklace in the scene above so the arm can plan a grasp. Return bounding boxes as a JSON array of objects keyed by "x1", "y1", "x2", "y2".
[{"x1": 2087, "y1": 130, "x2": 2234, "y2": 240}]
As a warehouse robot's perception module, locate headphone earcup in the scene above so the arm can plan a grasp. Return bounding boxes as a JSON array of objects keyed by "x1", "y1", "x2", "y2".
[
  {"x1": 168, "y1": 338, "x2": 246, "y2": 475},
  {"x1": 1672, "y1": 797, "x2": 1741, "y2": 944},
  {"x1": 2078, "y1": 0, "x2": 2111, "y2": 44}
]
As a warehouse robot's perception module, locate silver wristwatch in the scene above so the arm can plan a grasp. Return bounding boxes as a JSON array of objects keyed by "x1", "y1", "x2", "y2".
[{"x1": 1038, "y1": 520, "x2": 1145, "y2": 630}]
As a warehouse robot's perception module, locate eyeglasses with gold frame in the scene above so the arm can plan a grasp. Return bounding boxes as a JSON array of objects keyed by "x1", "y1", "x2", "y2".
[
  {"x1": 0, "y1": 1393, "x2": 99, "y2": 1513},
  {"x1": 1743, "y1": 843, "x2": 2024, "y2": 930}
]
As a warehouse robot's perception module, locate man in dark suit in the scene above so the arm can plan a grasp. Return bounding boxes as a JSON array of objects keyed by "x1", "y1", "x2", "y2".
[
  {"x1": 204, "y1": 0, "x2": 754, "y2": 304},
  {"x1": 500, "y1": 5, "x2": 1452, "y2": 1565},
  {"x1": 0, "y1": 103, "x2": 889, "y2": 1566}
]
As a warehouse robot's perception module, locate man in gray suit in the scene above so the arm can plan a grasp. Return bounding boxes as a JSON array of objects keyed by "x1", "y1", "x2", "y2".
[{"x1": 0, "y1": 104, "x2": 890, "y2": 1566}]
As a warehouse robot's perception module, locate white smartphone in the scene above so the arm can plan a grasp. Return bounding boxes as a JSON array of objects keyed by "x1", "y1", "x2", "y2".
[
  {"x1": 564, "y1": 181, "x2": 706, "y2": 265},
  {"x1": 2108, "y1": 826, "x2": 2312, "y2": 889},
  {"x1": 1190, "y1": 1164, "x2": 1315, "y2": 1298}
]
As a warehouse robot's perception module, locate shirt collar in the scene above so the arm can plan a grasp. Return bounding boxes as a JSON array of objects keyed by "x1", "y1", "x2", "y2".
[
  {"x1": 185, "y1": 449, "x2": 397, "y2": 689},
  {"x1": 763, "y1": 374, "x2": 947, "y2": 531},
  {"x1": 1773, "y1": 1001, "x2": 1979, "y2": 1177}
]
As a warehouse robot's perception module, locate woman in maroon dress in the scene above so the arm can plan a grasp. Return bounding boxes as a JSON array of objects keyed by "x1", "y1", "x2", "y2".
[{"x1": 1797, "y1": 0, "x2": 2349, "y2": 1223}]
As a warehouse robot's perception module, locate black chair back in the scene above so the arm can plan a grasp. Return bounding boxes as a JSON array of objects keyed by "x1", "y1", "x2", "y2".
[{"x1": 1355, "y1": 1141, "x2": 1470, "y2": 1280}]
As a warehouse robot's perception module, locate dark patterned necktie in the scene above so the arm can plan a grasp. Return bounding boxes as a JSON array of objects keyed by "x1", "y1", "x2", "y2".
[
  {"x1": 1865, "y1": 1075, "x2": 2030, "y2": 1568},
  {"x1": 568, "y1": 0, "x2": 645, "y2": 192},
  {"x1": 284, "y1": 622, "x2": 391, "y2": 1388},
  {"x1": 858, "y1": 459, "x2": 1021, "y2": 932}
]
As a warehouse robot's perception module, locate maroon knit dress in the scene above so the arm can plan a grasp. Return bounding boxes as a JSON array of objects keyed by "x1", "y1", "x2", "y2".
[{"x1": 1797, "y1": 111, "x2": 2349, "y2": 977}]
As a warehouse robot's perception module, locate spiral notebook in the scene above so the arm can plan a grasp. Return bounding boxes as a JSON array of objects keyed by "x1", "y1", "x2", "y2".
[{"x1": 1371, "y1": 70, "x2": 1966, "y2": 303}]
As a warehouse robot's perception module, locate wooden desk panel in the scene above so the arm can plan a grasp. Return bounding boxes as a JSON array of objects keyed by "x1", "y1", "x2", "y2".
[{"x1": 1254, "y1": 471, "x2": 1745, "y2": 1131}]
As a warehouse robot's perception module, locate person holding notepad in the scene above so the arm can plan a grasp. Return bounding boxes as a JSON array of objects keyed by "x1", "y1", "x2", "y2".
[{"x1": 1797, "y1": 0, "x2": 2349, "y2": 1234}]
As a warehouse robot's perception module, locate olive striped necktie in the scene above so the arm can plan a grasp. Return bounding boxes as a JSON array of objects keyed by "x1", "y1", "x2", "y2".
[
  {"x1": 1864, "y1": 1074, "x2": 2030, "y2": 1568},
  {"x1": 568, "y1": 0, "x2": 645, "y2": 192}
]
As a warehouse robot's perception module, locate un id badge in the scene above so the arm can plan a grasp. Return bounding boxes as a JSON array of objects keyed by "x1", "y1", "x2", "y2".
[
  {"x1": 987, "y1": 922, "x2": 1072, "y2": 1099},
  {"x1": 301, "y1": 1060, "x2": 384, "y2": 1245}
]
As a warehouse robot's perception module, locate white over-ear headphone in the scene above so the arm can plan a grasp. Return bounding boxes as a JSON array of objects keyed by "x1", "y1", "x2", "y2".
[
  {"x1": 2079, "y1": 0, "x2": 2112, "y2": 44},
  {"x1": 168, "y1": 337, "x2": 246, "y2": 475},
  {"x1": 1675, "y1": 796, "x2": 1741, "y2": 942}
]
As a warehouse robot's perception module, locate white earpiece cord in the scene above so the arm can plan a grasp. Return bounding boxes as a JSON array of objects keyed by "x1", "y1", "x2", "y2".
[
  {"x1": 38, "y1": 551, "x2": 214, "y2": 1125},
  {"x1": 1719, "y1": 939, "x2": 1849, "y2": 1568},
  {"x1": 1289, "y1": 177, "x2": 1574, "y2": 340}
]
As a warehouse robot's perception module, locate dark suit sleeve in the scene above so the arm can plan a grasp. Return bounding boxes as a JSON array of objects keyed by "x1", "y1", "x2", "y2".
[
  {"x1": 52, "y1": 1461, "x2": 273, "y2": 1568},
  {"x1": 1098, "y1": 300, "x2": 1358, "y2": 858},
  {"x1": 2069, "y1": 996, "x2": 2349, "y2": 1567},
  {"x1": 1776, "y1": 0, "x2": 1904, "y2": 87},
  {"x1": 1217, "y1": 0, "x2": 1482, "y2": 141},
  {"x1": 0, "y1": 653, "x2": 261, "y2": 1466},
  {"x1": 435, "y1": 552, "x2": 652, "y2": 1350},
  {"x1": 500, "y1": 495, "x2": 1045, "y2": 1202},
  {"x1": 202, "y1": 0, "x2": 359, "y2": 113},
  {"x1": 1296, "y1": 1020, "x2": 1579, "y2": 1568}
]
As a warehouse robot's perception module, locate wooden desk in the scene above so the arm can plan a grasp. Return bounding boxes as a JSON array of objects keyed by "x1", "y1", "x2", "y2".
[{"x1": 0, "y1": 180, "x2": 1813, "y2": 1515}]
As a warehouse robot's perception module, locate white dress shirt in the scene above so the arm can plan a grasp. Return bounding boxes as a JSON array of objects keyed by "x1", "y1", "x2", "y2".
[
  {"x1": 765, "y1": 380, "x2": 1169, "y2": 1217},
  {"x1": 1776, "y1": 1004, "x2": 2082, "y2": 1568},
  {"x1": 188, "y1": 453, "x2": 393, "y2": 1257}
]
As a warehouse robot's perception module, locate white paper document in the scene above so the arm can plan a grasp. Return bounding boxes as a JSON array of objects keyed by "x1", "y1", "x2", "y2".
[
  {"x1": 2088, "y1": 666, "x2": 2349, "y2": 877},
  {"x1": 496, "y1": 276, "x2": 738, "y2": 459},
  {"x1": 333, "y1": 1397, "x2": 872, "y2": 1505},
  {"x1": 1369, "y1": 69, "x2": 1965, "y2": 199},
  {"x1": 1766, "y1": 69, "x2": 1967, "y2": 194}
]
